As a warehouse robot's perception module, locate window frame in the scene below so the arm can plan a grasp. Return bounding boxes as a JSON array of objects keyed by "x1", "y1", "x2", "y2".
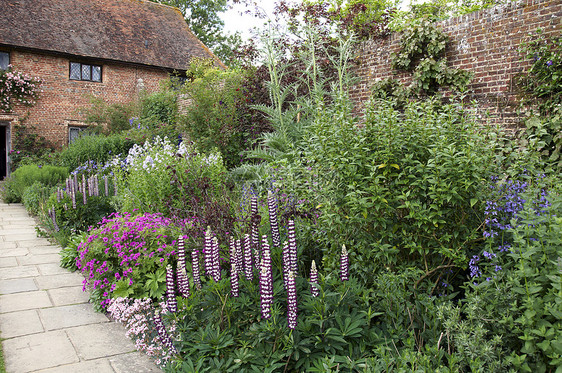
[
  {"x1": 68, "y1": 125, "x2": 89, "y2": 144},
  {"x1": 69, "y1": 62, "x2": 102, "y2": 82},
  {"x1": 0, "y1": 51, "x2": 9, "y2": 71}
]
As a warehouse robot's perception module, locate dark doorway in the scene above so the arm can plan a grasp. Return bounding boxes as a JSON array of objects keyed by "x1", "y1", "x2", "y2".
[{"x1": 0, "y1": 125, "x2": 6, "y2": 180}]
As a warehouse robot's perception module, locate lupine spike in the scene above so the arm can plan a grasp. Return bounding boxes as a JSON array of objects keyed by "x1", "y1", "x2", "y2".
[
  {"x1": 82, "y1": 179, "x2": 87, "y2": 205},
  {"x1": 166, "y1": 264, "x2": 177, "y2": 313},
  {"x1": 212, "y1": 237, "x2": 221, "y2": 282},
  {"x1": 177, "y1": 267, "x2": 190, "y2": 298},
  {"x1": 341, "y1": 244, "x2": 349, "y2": 282},
  {"x1": 243, "y1": 233, "x2": 253, "y2": 281},
  {"x1": 231, "y1": 262, "x2": 239, "y2": 297},
  {"x1": 268, "y1": 191, "x2": 280, "y2": 247},
  {"x1": 286, "y1": 270, "x2": 297, "y2": 330},
  {"x1": 177, "y1": 235, "x2": 186, "y2": 269},
  {"x1": 50, "y1": 208, "x2": 59, "y2": 232},
  {"x1": 71, "y1": 182, "x2": 76, "y2": 209},
  {"x1": 229, "y1": 236, "x2": 237, "y2": 270},
  {"x1": 288, "y1": 220, "x2": 297, "y2": 274},
  {"x1": 235, "y1": 239, "x2": 243, "y2": 275},
  {"x1": 95, "y1": 174, "x2": 100, "y2": 196},
  {"x1": 113, "y1": 176, "x2": 118, "y2": 196},
  {"x1": 153, "y1": 310, "x2": 178, "y2": 354},
  {"x1": 104, "y1": 175, "x2": 109, "y2": 196},
  {"x1": 56, "y1": 188, "x2": 61, "y2": 203},
  {"x1": 204, "y1": 227, "x2": 213, "y2": 278},
  {"x1": 259, "y1": 235, "x2": 273, "y2": 319},
  {"x1": 310, "y1": 260, "x2": 319, "y2": 297},
  {"x1": 191, "y1": 249, "x2": 202, "y2": 290},
  {"x1": 251, "y1": 224, "x2": 260, "y2": 271}
]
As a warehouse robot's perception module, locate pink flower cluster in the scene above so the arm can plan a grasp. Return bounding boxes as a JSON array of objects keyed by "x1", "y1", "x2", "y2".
[
  {"x1": 76, "y1": 212, "x2": 181, "y2": 308},
  {"x1": 0, "y1": 66, "x2": 43, "y2": 112}
]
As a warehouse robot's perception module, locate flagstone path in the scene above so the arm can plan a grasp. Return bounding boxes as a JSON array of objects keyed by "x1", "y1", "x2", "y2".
[{"x1": 0, "y1": 203, "x2": 161, "y2": 373}]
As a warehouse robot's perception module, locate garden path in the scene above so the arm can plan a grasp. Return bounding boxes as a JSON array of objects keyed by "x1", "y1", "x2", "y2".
[{"x1": 0, "y1": 203, "x2": 161, "y2": 373}]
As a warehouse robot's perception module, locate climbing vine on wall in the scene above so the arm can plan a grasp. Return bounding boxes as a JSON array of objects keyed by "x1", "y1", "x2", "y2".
[{"x1": 372, "y1": 19, "x2": 472, "y2": 102}]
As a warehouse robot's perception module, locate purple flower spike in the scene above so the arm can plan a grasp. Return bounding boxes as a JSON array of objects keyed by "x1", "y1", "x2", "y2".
[
  {"x1": 56, "y1": 188, "x2": 61, "y2": 203},
  {"x1": 288, "y1": 220, "x2": 297, "y2": 274},
  {"x1": 252, "y1": 223, "x2": 260, "y2": 271},
  {"x1": 177, "y1": 235, "x2": 186, "y2": 269},
  {"x1": 259, "y1": 236, "x2": 273, "y2": 319},
  {"x1": 166, "y1": 264, "x2": 177, "y2": 313},
  {"x1": 113, "y1": 176, "x2": 118, "y2": 196},
  {"x1": 212, "y1": 237, "x2": 221, "y2": 282},
  {"x1": 286, "y1": 270, "x2": 297, "y2": 330},
  {"x1": 82, "y1": 179, "x2": 87, "y2": 205},
  {"x1": 177, "y1": 266, "x2": 190, "y2": 298},
  {"x1": 243, "y1": 233, "x2": 253, "y2": 281},
  {"x1": 310, "y1": 260, "x2": 319, "y2": 297},
  {"x1": 229, "y1": 237, "x2": 237, "y2": 271},
  {"x1": 104, "y1": 175, "x2": 109, "y2": 196},
  {"x1": 231, "y1": 262, "x2": 239, "y2": 297},
  {"x1": 340, "y1": 245, "x2": 349, "y2": 282},
  {"x1": 268, "y1": 191, "x2": 280, "y2": 247},
  {"x1": 191, "y1": 249, "x2": 201, "y2": 290},
  {"x1": 204, "y1": 227, "x2": 213, "y2": 278},
  {"x1": 235, "y1": 239, "x2": 243, "y2": 275},
  {"x1": 153, "y1": 309, "x2": 177, "y2": 354},
  {"x1": 50, "y1": 208, "x2": 59, "y2": 232},
  {"x1": 71, "y1": 182, "x2": 76, "y2": 209}
]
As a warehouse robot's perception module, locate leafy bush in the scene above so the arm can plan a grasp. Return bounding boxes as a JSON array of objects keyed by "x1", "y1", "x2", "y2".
[
  {"x1": 21, "y1": 181, "x2": 55, "y2": 216},
  {"x1": 140, "y1": 89, "x2": 177, "y2": 127},
  {"x1": 113, "y1": 136, "x2": 228, "y2": 217},
  {"x1": 57, "y1": 133, "x2": 135, "y2": 172},
  {"x1": 1, "y1": 164, "x2": 68, "y2": 203},
  {"x1": 10, "y1": 125, "x2": 56, "y2": 171},
  {"x1": 83, "y1": 96, "x2": 139, "y2": 133}
]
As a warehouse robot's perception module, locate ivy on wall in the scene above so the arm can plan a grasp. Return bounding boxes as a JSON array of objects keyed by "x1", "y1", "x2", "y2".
[{"x1": 371, "y1": 19, "x2": 472, "y2": 103}]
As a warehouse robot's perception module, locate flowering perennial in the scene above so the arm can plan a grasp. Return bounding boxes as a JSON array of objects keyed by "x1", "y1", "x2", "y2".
[
  {"x1": 310, "y1": 260, "x2": 319, "y2": 297},
  {"x1": 259, "y1": 235, "x2": 273, "y2": 319},
  {"x1": 340, "y1": 245, "x2": 349, "y2": 281},
  {"x1": 243, "y1": 233, "x2": 253, "y2": 281},
  {"x1": 0, "y1": 66, "x2": 43, "y2": 112},
  {"x1": 166, "y1": 264, "x2": 177, "y2": 313},
  {"x1": 268, "y1": 191, "x2": 280, "y2": 247}
]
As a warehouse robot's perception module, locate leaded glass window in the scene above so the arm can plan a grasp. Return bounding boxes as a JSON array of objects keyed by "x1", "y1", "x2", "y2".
[{"x1": 69, "y1": 62, "x2": 102, "y2": 82}]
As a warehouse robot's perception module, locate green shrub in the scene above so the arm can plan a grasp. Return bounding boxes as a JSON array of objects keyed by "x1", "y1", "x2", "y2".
[
  {"x1": 83, "y1": 96, "x2": 139, "y2": 133},
  {"x1": 2, "y1": 164, "x2": 68, "y2": 203},
  {"x1": 140, "y1": 89, "x2": 177, "y2": 126},
  {"x1": 57, "y1": 133, "x2": 135, "y2": 172},
  {"x1": 21, "y1": 181, "x2": 55, "y2": 216}
]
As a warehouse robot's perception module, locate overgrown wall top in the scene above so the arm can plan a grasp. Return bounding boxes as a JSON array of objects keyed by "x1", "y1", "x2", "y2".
[{"x1": 351, "y1": 0, "x2": 561, "y2": 127}]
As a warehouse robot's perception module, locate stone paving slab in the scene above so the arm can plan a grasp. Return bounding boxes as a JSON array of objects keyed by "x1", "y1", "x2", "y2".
[
  {"x1": 14, "y1": 238, "x2": 53, "y2": 247},
  {"x1": 35, "y1": 272, "x2": 85, "y2": 290},
  {"x1": 48, "y1": 286, "x2": 91, "y2": 306},
  {"x1": 0, "y1": 256, "x2": 18, "y2": 268},
  {"x1": 2, "y1": 330, "x2": 80, "y2": 373},
  {"x1": 110, "y1": 352, "x2": 163, "y2": 373},
  {"x1": 29, "y1": 245, "x2": 61, "y2": 255},
  {"x1": 37, "y1": 262, "x2": 70, "y2": 276},
  {"x1": 17, "y1": 253, "x2": 60, "y2": 266},
  {"x1": 0, "y1": 278, "x2": 38, "y2": 294},
  {"x1": 0, "y1": 290, "x2": 52, "y2": 313},
  {"x1": 34, "y1": 358, "x2": 116, "y2": 373},
  {"x1": 66, "y1": 323, "x2": 137, "y2": 360},
  {"x1": 0, "y1": 310, "x2": 44, "y2": 338},
  {"x1": 39, "y1": 303, "x2": 109, "y2": 331},
  {"x1": 0, "y1": 265, "x2": 40, "y2": 280},
  {"x1": 0, "y1": 247, "x2": 28, "y2": 257}
]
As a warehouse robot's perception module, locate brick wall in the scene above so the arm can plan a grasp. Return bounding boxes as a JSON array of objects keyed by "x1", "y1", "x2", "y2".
[
  {"x1": 4, "y1": 49, "x2": 170, "y2": 148},
  {"x1": 350, "y1": 0, "x2": 561, "y2": 127}
]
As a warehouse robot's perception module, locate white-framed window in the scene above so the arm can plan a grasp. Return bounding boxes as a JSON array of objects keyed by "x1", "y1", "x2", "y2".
[{"x1": 69, "y1": 62, "x2": 102, "y2": 82}]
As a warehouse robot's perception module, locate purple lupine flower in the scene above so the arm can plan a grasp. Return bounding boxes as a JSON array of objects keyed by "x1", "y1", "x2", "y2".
[
  {"x1": 191, "y1": 249, "x2": 202, "y2": 290},
  {"x1": 73, "y1": 174, "x2": 78, "y2": 193},
  {"x1": 71, "y1": 182, "x2": 76, "y2": 209},
  {"x1": 82, "y1": 179, "x2": 87, "y2": 205},
  {"x1": 104, "y1": 175, "x2": 109, "y2": 196},
  {"x1": 50, "y1": 208, "x2": 59, "y2": 232},
  {"x1": 243, "y1": 233, "x2": 253, "y2": 281},
  {"x1": 286, "y1": 270, "x2": 297, "y2": 329},
  {"x1": 229, "y1": 237, "x2": 237, "y2": 272},
  {"x1": 288, "y1": 220, "x2": 297, "y2": 274},
  {"x1": 56, "y1": 188, "x2": 61, "y2": 203},
  {"x1": 204, "y1": 227, "x2": 213, "y2": 278},
  {"x1": 235, "y1": 239, "x2": 243, "y2": 275},
  {"x1": 268, "y1": 191, "x2": 280, "y2": 247},
  {"x1": 153, "y1": 309, "x2": 177, "y2": 354},
  {"x1": 259, "y1": 236, "x2": 273, "y2": 319},
  {"x1": 212, "y1": 237, "x2": 221, "y2": 282},
  {"x1": 166, "y1": 264, "x2": 177, "y2": 313},
  {"x1": 94, "y1": 174, "x2": 100, "y2": 196},
  {"x1": 340, "y1": 245, "x2": 349, "y2": 281},
  {"x1": 176, "y1": 236, "x2": 190, "y2": 297},
  {"x1": 231, "y1": 262, "x2": 239, "y2": 297},
  {"x1": 310, "y1": 260, "x2": 319, "y2": 297},
  {"x1": 252, "y1": 223, "x2": 260, "y2": 271},
  {"x1": 113, "y1": 176, "x2": 118, "y2": 196},
  {"x1": 250, "y1": 195, "x2": 261, "y2": 270}
]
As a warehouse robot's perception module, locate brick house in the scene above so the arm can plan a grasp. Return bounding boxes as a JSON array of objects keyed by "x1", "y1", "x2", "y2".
[{"x1": 0, "y1": 0, "x2": 221, "y2": 179}]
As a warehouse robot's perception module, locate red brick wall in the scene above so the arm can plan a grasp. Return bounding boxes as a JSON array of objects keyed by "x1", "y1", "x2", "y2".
[
  {"x1": 351, "y1": 0, "x2": 561, "y2": 127},
  {"x1": 4, "y1": 49, "x2": 170, "y2": 148}
]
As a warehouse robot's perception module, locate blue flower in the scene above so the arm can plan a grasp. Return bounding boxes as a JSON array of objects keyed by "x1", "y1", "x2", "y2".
[{"x1": 546, "y1": 60, "x2": 553, "y2": 67}]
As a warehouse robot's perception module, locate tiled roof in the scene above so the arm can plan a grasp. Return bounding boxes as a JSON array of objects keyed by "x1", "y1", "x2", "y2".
[{"x1": 0, "y1": 0, "x2": 222, "y2": 70}]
